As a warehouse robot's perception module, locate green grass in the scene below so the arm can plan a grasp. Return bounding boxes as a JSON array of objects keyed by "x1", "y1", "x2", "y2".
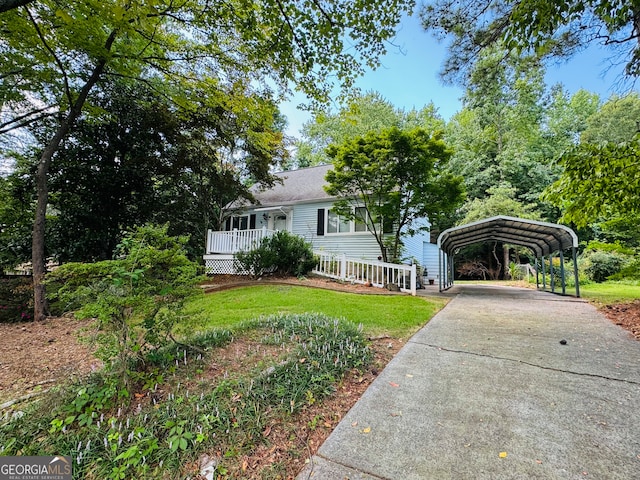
[
  {"x1": 456, "y1": 278, "x2": 640, "y2": 305},
  {"x1": 579, "y1": 281, "x2": 640, "y2": 304},
  {"x1": 180, "y1": 285, "x2": 447, "y2": 338}
]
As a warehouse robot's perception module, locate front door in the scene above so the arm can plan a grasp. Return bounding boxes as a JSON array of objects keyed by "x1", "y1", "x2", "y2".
[{"x1": 274, "y1": 214, "x2": 287, "y2": 231}]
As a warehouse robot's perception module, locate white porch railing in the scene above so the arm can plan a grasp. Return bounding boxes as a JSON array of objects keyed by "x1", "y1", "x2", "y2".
[
  {"x1": 206, "y1": 227, "x2": 275, "y2": 254},
  {"x1": 313, "y1": 251, "x2": 417, "y2": 296}
]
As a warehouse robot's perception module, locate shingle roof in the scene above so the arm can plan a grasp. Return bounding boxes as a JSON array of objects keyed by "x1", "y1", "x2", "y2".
[{"x1": 249, "y1": 164, "x2": 334, "y2": 207}]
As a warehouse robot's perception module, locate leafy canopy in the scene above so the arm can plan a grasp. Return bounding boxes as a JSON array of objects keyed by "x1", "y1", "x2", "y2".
[
  {"x1": 325, "y1": 127, "x2": 465, "y2": 262},
  {"x1": 543, "y1": 134, "x2": 640, "y2": 227},
  {"x1": 420, "y1": 0, "x2": 640, "y2": 84},
  {"x1": 294, "y1": 91, "x2": 444, "y2": 168}
]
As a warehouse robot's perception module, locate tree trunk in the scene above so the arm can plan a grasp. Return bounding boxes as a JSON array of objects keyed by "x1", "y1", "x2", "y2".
[
  {"x1": 31, "y1": 29, "x2": 118, "y2": 321},
  {"x1": 503, "y1": 244, "x2": 510, "y2": 279},
  {"x1": 491, "y1": 241, "x2": 501, "y2": 280},
  {"x1": 32, "y1": 125, "x2": 71, "y2": 320}
]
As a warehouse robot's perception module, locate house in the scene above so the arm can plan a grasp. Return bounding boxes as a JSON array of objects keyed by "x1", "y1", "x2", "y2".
[{"x1": 203, "y1": 164, "x2": 440, "y2": 282}]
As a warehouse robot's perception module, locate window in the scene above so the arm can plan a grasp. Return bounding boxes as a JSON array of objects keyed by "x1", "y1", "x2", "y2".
[
  {"x1": 232, "y1": 216, "x2": 248, "y2": 230},
  {"x1": 354, "y1": 207, "x2": 369, "y2": 232},
  {"x1": 321, "y1": 207, "x2": 370, "y2": 235},
  {"x1": 327, "y1": 210, "x2": 350, "y2": 233},
  {"x1": 224, "y1": 214, "x2": 256, "y2": 231}
]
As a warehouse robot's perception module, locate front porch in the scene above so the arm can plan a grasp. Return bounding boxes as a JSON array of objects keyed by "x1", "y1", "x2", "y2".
[{"x1": 204, "y1": 227, "x2": 276, "y2": 274}]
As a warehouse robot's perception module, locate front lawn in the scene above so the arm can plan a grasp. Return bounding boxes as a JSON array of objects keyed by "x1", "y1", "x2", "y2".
[
  {"x1": 1, "y1": 285, "x2": 447, "y2": 479},
  {"x1": 180, "y1": 285, "x2": 447, "y2": 338}
]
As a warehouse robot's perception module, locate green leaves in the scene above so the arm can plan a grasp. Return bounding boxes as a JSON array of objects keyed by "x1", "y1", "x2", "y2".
[
  {"x1": 325, "y1": 126, "x2": 464, "y2": 262},
  {"x1": 543, "y1": 135, "x2": 640, "y2": 227},
  {"x1": 420, "y1": 0, "x2": 640, "y2": 83}
]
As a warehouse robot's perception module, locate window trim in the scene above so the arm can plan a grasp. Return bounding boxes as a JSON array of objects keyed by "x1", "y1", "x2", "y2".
[{"x1": 324, "y1": 206, "x2": 372, "y2": 236}]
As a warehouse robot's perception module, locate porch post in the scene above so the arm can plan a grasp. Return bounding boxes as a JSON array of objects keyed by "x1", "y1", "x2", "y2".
[
  {"x1": 340, "y1": 254, "x2": 347, "y2": 281},
  {"x1": 438, "y1": 250, "x2": 443, "y2": 291},
  {"x1": 410, "y1": 263, "x2": 417, "y2": 296}
]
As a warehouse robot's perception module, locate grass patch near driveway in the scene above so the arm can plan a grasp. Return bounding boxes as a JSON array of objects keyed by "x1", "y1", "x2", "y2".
[
  {"x1": 180, "y1": 285, "x2": 447, "y2": 338},
  {"x1": 579, "y1": 281, "x2": 640, "y2": 304}
]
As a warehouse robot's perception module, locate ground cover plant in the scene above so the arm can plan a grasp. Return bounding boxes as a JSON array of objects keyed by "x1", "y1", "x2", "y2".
[{"x1": 0, "y1": 313, "x2": 372, "y2": 479}]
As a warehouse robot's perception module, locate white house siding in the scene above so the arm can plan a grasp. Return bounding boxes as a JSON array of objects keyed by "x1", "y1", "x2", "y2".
[
  {"x1": 244, "y1": 200, "x2": 438, "y2": 269},
  {"x1": 292, "y1": 201, "x2": 384, "y2": 260}
]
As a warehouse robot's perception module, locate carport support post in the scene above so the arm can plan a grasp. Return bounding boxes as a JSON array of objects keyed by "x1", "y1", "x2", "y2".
[
  {"x1": 559, "y1": 250, "x2": 566, "y2": 295},
  {"x1": 550, "y1": 253, "x2": 555, "y2": 293},
  {"x1": 449, "y1": 253, "x2": 455, "y2": 288},
  {"x1": 438, "y1": 250, "x2": 443, "y2": 291},
  {"x1": 573, "y1": 247, "x2": 580, "y2": 297},
  {"x1": 535, "y1": 257, "x2": 540, "y2": 289},
  {"x1": 542, "y1": 255, "x2": 547, "y2": 290}
]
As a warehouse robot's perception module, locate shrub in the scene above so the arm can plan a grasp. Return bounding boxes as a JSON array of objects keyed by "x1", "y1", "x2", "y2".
[
  {"x1": 581, "y1": 250, "x2": 629, "y2": 283},
  {"x1": 46, "y1": 224, "x2": 203, "y2": 389},
  {"x1": 235, "y1": 231, "x2": 317, "y2": 278},
  {"x1": 0, "y1": 276, "x2": 33, "y2": 322},
  {"x1": 609, "y1": 257, "x2": 640, "y2": 281}
]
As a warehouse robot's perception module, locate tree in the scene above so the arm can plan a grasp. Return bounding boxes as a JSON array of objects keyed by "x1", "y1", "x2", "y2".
[
  {"x1": 325, "y1": 127, "x2": 465, "y2": 262},
  {"x1": 543, "y1": 134, "x2": 640, "y2": 227},
  {"x1": 0, "y1": 0, "x2": 413, "y2": 320},
  {"x1": 458, "y1": 185, "x2": 541, "y2": 225},
  {"x1": 580, "y1": 93, "x2": 640, "y2": 144},
  {"x1": 44, "y1": 78, "x2": 287, "y2": 262},
  {"x1": 457, "y1": 184, "x2": 542, "y2": 278},
  {"x1": 444, "y1": 49, "x2": 554, "y2": 207},
  {"x1": 294, "y1": 92, "x2": 445, "y2": 168},
  {"x1": 420, "y1": 0, "x2": 640, "y2": 84},
  {"x1": 544, "y1": 93, "x2": 640, "y2": 228}
]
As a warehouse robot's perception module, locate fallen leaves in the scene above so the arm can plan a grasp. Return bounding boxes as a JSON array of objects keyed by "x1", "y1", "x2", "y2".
[
  {"x1": 499, "y1": 452, "x2": 507, "y2": 458},
  {"x1": 389, "y1": 381, "x2": 399, "y2": 388}
]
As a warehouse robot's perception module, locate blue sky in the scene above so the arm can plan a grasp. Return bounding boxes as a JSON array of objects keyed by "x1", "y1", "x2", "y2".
[{"x1": 281, "y1": 14, "x2": 636, "y2": 137}]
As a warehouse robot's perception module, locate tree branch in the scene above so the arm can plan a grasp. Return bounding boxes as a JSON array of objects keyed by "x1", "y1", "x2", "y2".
[
  {"x1": 24, "y1": 5, "x2": 73, "y2": 107},
  {"x1": 0, "y1": 107, "x2": 55, "y2": 134},
  {"x1": 0, "y1": 0, "x2": 33, "y2": 14}
]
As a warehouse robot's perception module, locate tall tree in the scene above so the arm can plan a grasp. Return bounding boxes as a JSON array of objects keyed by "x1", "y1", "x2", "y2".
[
  {"x1": 420, "y1": 0, "x2": 640, "y2": 84},
  {"x1": 325, "y1": 127, "x2": 465, "y2": 262},
  {"x1": 0, "y1": 0, "x2": 413, "y2": 320},
  {"x1": 294, "y1": 92, "x2": 444, "y2": 168},
  {"x1": 580, "y1": 93, "x2": 640, "y2": 144},
  {"x1": 444, "y1": 49, "x2": 553, "y2": 206},
  {"x1": 544, "y1": 93, "x2": 640, "y2": 229}
]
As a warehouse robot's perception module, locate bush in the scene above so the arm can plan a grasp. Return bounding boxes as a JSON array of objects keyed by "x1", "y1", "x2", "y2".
[
  {"x1": 46, "y1": 224, "x2": 203, "y2": 388},
  {"x1": 0, "y1": 276, "x2": 33, "y2": 322},
  {"x1": 581, "y1": 250, "x2": 629, "y2": 283},
  {"x1": 609, "y1": 257, "x2": 640, "y2": 281},
  {"x1": 235, "y1": 231, "x2": 317, "y2": 278}
]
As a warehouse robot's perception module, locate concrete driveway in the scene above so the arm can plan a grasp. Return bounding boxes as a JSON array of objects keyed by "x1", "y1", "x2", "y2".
[{"x1": 297, "y1": 284, "x2": 640, "y2": 479}]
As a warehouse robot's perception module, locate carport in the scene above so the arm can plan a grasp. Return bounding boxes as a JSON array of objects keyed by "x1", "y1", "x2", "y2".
[{"x1": 437, "y1": 215, "x2": 580, "y2": 297}]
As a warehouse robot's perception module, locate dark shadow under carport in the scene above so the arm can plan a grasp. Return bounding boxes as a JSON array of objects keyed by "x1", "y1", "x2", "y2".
[{"x1": 437, "y1": 215, "x2": 580, "y2": 297}]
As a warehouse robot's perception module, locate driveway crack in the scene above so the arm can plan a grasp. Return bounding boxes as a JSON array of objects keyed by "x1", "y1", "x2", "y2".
[{"x1": 417, "y1": 342, "x2": 640, "y2": 386}]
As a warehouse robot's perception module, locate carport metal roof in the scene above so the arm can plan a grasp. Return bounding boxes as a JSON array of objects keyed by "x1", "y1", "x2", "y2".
[
  {"x1": 437, "y1": 215, "x2": 578, "y2": 258},
  {"x1": 436, "y1": 216, "x2": 580, "y2": 296}
]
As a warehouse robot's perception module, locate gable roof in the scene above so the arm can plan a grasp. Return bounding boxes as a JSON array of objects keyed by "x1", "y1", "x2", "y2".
[{"x1": 249, "y1": 164, "x2": 334, "y2": 207}]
